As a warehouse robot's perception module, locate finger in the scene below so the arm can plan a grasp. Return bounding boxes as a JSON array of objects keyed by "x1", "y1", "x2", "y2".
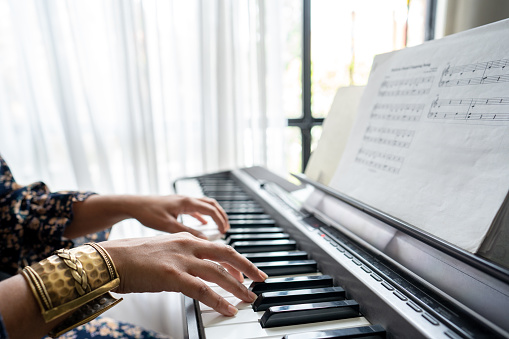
[
  {"x1": 166, "y1": 220, "x2": 207, "y2": 239},
  {"x1": 187, "y1": 198, "x2": 230, "y2": 233},
  {"x1": 178, "y1": 273, "x2": 239, "y2": 316},
  {"x1": 200, "y1": 199, "x2": 229, "y2": 233},
  {"x1": 182, "y1": 226, "x2": 207, "y2": 240},
  {"x1": 221, "y1": 262, "x2": 244, "y2": 283},
  {"x1": 201, "y1": 197, "x2": 230, "y2": 230},
  {"x1": 189, "y1": 260, "x2": 256, "y2": 303},
  {"x1": 189, "y1": 212, "x2": 208, "y2": 225},
  {"x1": 197, "y1": 243, "x2": 267, "y2": 282}
]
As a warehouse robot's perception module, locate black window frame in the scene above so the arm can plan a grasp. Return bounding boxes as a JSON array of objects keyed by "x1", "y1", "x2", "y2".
[{"x1": 289, "y1": 0, "x2": 437, "y2": 173}]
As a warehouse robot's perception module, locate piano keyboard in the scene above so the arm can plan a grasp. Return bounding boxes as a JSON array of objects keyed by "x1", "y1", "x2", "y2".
[{"x1": 176, "y1": 174, "x2": 387, "y2": 339}]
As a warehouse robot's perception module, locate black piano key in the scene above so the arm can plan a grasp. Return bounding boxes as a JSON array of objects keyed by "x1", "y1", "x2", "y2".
[
  {"x1": 227, "y1": 233, "x2": 290, "y2": 245},
  {"x1": 199, "y1": 179, "x2": 233, "y2": 183},
  {"x1": 204, "y1": 194, "x2": 247, "y2": 198},
  {"x1": 199, "y1": 183, "x2": 232, "y2": 187},
  {"x1": 255, "y1": 260, "x2": 318, "y2": 276},
  {"x1": 201, "y1": 187, "x2": 243, "y2": 192},
  {"x1": 224, "y1": 208, "x2": 265, "y2": 214},
  {"x1": 228, "y1": 217, "x2": 273, "y2": 222},
  {"x1": 201, "y1": 186, "x2": 237, "y2": 190},
  {"x1": 229, "y1": 219, "x2": 276, "y2": 227},
  {"x1": 213, "y1": 196, "x2": 254, "y2": 202},
  {"x1": 221, "y1": 206, "x2": 262, "y2": 212},
  {"x1": 232, "y1": 240, "x2": 297, "y2": 253},
  {"x1": 217, "y1": 200, "x2": 256, "y2": 205},
  {"x1": 202, "y1": 185, "x2": 241, "y2": 189},
  {"x1": 219, "y1": 202, "x2": 260, "y2": 208},
  {"x1": 203, "y1": 191, "x2": 243, "y2": 195},
  {"x1": 228, "y1": 214, "x2": 272, "y2": 220},
  {"x1": 282, "y1": 324, "x2": 386, "y2": 339},
  {"x1": 259, "y1": 300, "x2": 360, "y2": 328},
  {"x1": 244, "y1": 250, "x2": 308, "y2": 263},
  {"x1": 225, "y1": 227, "x2": 284, "y2": 238},
  {"x1": 202, "y1": 188, "x2": 247, "y2": 194},
  {"x1": 205, "y1": 190, "x2": 249, "y2": 195},
  {"x1": 200, "y1": 178, "x2": 231, "y2": 181},
  {"x1": 249, "y1": 275, "x2": 334, "y2": 294},
  {"x1": 252, "y1": 286, "x2": 345, "y2": 311},
  {"x1": 225, "y1": 227, "x2": 284, "y2": 237}
]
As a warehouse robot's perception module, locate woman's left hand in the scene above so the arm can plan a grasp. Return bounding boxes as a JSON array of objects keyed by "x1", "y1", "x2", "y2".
[
  {"x1": 68, "y1": 194, "x2": 229, "y2": 240},
  {"x1": 128, "y1": 195, "x2": 229, "y2": 238}
]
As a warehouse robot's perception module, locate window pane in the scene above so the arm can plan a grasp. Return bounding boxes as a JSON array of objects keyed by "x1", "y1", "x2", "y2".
[
  {"x1": 310, "y1": 0, "x2": 427, "y2": 118},
  {"x1": 283, "y1": 0, "x2": 303, "y2": 119},
  {"x1": 285, "y1": 127, "x2": 302, "y2": 175}
]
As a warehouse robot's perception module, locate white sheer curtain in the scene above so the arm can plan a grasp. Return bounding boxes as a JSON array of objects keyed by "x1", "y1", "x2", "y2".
[
  {"x1": 0, "y1": 0, "x2": 286, "y2": 195},
  {"x1": 0, "y1": 1, "x2": 286, "y2": 337}
]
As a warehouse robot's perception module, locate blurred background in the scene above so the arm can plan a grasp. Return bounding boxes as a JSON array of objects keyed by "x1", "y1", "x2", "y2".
[{"x1": 1, "y1": 0, "x2": 508, "y2": 196}]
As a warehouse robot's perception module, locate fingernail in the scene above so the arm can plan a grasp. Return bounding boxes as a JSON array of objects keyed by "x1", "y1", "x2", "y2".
[
  {"x1": 259, "y1": 270, "x2": 268, "y2": 280},
  {"x1": 227, "y1": 305, "x2": 238, "y2": 316}
]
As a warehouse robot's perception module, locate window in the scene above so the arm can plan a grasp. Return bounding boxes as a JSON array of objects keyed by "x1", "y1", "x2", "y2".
[{"x1": 284, "y1": 0, "x2": 431, "y2": 174}]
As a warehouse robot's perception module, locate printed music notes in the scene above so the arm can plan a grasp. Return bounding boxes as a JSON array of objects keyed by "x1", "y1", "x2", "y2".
[
  {"x1": 379, "y1": 76, "x2": 434, "y2": 96},
  {"x1": 439, "y1": 59, "x2": 509, "y2": 87},
  {"x1": 428, "y1": 97, "x2": 509, "y2": 122},
  {"x1": 354, "y1": 126, "x2": 414, "y2": 173},
  {"x1": 363, "y1": 126, "x2": 415, "y2": 148},
  {"x1": 355, "y1": 148, "x2": 404, "y2": 174},
  {"x1": 371, "y1": 103, "x2": 424, "y2": 122},
  {"x1": 353, "y1": 103, "x2": 422, "y2": 173}
]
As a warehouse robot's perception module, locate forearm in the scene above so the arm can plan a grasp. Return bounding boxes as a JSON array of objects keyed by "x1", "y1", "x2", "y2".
[
  {"x1": 0, "y1": 275, "x2": 69, "y2": 339},
  {"x1": 64, "y1": 195, "x2": 137, "y2": 239}
]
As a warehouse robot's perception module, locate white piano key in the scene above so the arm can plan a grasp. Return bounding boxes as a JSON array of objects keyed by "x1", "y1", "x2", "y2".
[
  {"x1": 202, "y1": 308, "x2": 264, "y2": 327},
  {"x1": 207, "y1": 281, "x2": 251, "y2": 288},
  {"x1": 200, "y1": 297, "x2": 252, "y2": 312},
  {"x1": 180, "y1": 214, "x2": 222, "y2": 240},
  {"x1": 210, "y1": 285, "x2": 252, "y2": 298},
  {"x1": 204, "y1": 316, "x2": 371, "y2": 339},
  {"x1": 265, "y1": 272, "x2": 323, "y2": 279}
]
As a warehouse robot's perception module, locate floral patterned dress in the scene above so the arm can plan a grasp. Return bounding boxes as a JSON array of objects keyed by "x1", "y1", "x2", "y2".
[{"x1": 0, "y1": 155, "x2": 169, "y2": 339}]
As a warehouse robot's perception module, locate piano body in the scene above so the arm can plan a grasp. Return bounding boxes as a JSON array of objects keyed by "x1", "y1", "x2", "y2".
[
  {"x1": 172, "y1": 18, "x2": 509, "y2": 339},
  {"x1": 174, "y1": 167, "x2": 509, "y2": 339}
]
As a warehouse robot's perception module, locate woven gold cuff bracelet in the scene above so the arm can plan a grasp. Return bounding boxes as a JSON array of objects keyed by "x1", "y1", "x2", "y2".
[{"x1": 21, "y1": 243, "x2": 123, "y2": 337}]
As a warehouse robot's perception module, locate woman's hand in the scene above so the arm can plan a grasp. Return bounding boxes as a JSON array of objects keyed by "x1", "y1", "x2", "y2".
[
  {"x1": 101, "y1": 233, "x2": 267, "y2": 316},
  {"x1": 127, "y1": 195, "x2": 229, "y2": 238},
  {"x1": 68, "y1": 194, "x2": 229, "y2": 240}
]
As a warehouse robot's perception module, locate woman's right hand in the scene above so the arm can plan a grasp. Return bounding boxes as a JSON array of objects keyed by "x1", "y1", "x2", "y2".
[{"x1": 101, "y1": 233, "x2": 268, "y2": 316}]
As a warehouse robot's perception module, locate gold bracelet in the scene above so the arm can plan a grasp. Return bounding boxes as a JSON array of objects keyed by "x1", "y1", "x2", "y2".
[{"x1": 22, "y1": 243, "x2": 123, "y2": 337}]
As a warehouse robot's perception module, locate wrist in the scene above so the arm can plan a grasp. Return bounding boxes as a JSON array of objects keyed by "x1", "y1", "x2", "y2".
[
  {"x1": 109, "y1": 195, "x2": 145, "y2": 220},
  {"x1": 21, "y1": 243, "x2": 122, "y2": 337},
  {"x1": 67, "y1": 195, "x2": 140, "y2": 239}
]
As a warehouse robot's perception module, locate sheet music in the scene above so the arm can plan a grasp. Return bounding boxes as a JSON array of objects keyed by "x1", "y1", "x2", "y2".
[
  {"x1": 305, "y1": 86, "x2": 364, "y2": 185},
  {"x1": 329, "y1": 19, "x2": 509, "y2": 252}
]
